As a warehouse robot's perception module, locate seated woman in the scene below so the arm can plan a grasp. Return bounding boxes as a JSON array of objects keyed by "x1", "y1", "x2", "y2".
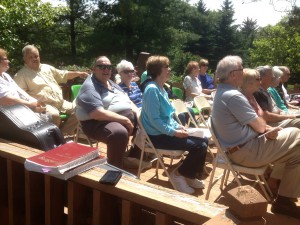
[
  {"x1": 183, "y1": 61, "x2": 211, "y2": 103},
  {"x1": 138, "y1": 70, "x2": 197, "y2": 126},
  {"x1": 0, "y1": 48, "x2": 50, "y2": 122},
  {"x1": 269, "y1": 67, "x2": 299, "y2": 113},
  {"x1": 141, "y1": 55, "x2": 208, "y2": 194},
  {"x1": 240, "y1": 68, "x2": 284, "y2": 195},
  {"x1": 75, "y1": 56, "x2": 151, "y2": 169},
  {"x1": 198, "y1": 59, "x2": 216, "y2": 95},
  {"x1": 117, "y1": 60, "x2": 143, "y2": 108}
]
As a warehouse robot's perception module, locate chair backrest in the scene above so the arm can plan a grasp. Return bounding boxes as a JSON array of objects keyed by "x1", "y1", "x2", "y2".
[
  {"x1": 134, "y1": 109, "x2": 156, "y2": 152},
  {"x1": 211, "y1": 90, "x2": 216, "y2": 100},
  {"x1": 171, "y1": 87, "x2": 184, "y2": 100},
  {"x1": 134, "y1": 109, "x2": 185, "y2": 156},
  {"x1": 71, "y1": 84, "x2": 82, "y2": 101},
  {"x1": 208, "y1": 117, "x2": 245, "y2": 172},
  {"x1": 171, "y1": 99, "x2": 198, "y2": 127},
  {"x1": 194, "y1": 96, "x2": 211, "y2": 110}
]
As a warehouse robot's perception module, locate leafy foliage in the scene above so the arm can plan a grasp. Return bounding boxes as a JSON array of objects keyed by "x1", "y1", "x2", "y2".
[{"x1": 1, "y1": 0, "x2": 300, "y2": 86}]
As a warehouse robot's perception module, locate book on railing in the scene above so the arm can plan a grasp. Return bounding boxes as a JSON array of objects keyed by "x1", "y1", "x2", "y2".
[
  {"x1": 24, "y1": 142, "x2": 100, "y2": 175},
  {"x1": 51, "y1": 155, "x2": 107, "y2": 180}
]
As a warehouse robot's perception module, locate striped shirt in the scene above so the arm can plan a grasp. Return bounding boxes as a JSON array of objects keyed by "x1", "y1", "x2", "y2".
[{"x1": 119, "y1": 82, "x2": 143, "y2": 108}]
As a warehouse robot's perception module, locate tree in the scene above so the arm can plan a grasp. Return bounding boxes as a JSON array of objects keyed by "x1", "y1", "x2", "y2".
[
  {"x1": 0, "y1": 0, "x2": 65, "y2": 71},
  {"x1": 249, "y1": 25, "x2": 300, "y2": 83},
  {"x1": 239, "y1": 18, "x2": 259, "y2": 66},
  {"x1": 57, "y1": 0, "x2": 94, "y2": 63},
  {"x1": 213, "y1": 0, "x2": 239, "y2": 60}
]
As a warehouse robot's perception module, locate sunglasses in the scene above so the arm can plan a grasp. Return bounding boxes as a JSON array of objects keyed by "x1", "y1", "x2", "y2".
[
  {"x1": 122, "y1": 70, "x2": 135, "y2": 74},
  {"x1": 96, "y1": 64, "x2": 113, "y2": 70}
]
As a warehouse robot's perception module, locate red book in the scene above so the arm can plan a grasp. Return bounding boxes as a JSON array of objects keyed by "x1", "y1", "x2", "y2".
[{"x1": 24, "y1": 142, "x2": 100, "y2": 175}]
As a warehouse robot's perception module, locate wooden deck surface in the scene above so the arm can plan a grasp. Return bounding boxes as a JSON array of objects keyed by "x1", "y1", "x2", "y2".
[{"x1": 82, "y1": 138, "x2": 300, "y2": 225}]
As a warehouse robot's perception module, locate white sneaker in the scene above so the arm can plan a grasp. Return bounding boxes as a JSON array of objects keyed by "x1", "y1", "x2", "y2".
[
  {"x1": 185, "y1": 178, "x2": 205, "y2": 189},
  {"x1": 123, "y1": 157, "x2": 152, "y2": 170},
  {"x1": 170, "y1": 171, "x2": 195, "y2": 194}
]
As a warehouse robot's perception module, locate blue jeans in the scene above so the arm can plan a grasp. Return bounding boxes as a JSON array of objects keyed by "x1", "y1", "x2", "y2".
[{"x1": 149, "y1": 134, "x2": 208, "y2": 179}]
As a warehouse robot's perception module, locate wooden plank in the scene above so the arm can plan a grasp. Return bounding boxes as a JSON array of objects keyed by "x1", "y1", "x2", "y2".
[
  {"x1": 45, "y1": 176, "x2": 66, "y2": 225},
  {"x1": 155, "y1": 212, "x2": 173, "y2": 225},
  {"x1": 72, "y1": 168, "x2": 225, "y2": 224},
  {"x1": 25, "y1": 170, "x2": 45, "y2": 225},
  {"x1": 121, "y1": 200, "x2": 133, "y2": 225},
  {"x1": 68, "y1": 181, "x2": 91, "y2": 225},
  {"x1": 0, "y1": 139, "x2": 41, "y2": 163},
  {"x1": 7, "y1": 160, "x2": 26, "y2": 225},
  {"x1": 92, "y1": 190, "x2": 102, "y2": 225},
  {"x1": 0, "y1": 157, "x2": 9, "y2": 225}
]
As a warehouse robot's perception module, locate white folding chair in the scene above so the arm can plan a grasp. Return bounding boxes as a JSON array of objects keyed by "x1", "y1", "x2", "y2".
[
  {"x1": 172, "y1": 99, "x2": 199, "y2": 128},
  {"x1": 172, "y1": 99, "x2": 214, "y2": 170},
  {"x1": 193, "y1": 96, "x2": 212, "y2": 127},
  {"x1": 211, "y1": 90, "x2": 216, "y2": 100},
  {"x1": 74, "y1": 123, "x2": 99, "y2": 148},
  {"x1": 205, "y1": 118, "x2": 273, "y2": 202},
  {"x1": 133, "y1": 109, "x2": 186, "y2": 191}
]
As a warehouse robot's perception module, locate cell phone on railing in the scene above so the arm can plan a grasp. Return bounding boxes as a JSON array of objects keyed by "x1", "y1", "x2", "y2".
[{"x1": 99, "y1": 170, "x2": 122, "y2": 185}]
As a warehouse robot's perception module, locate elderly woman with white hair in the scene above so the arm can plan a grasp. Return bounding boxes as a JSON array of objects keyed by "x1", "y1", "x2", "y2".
[
  {"x1": 268, "y1": 66, "x2": 289, "y2": 112},
  {"x1": 117, "y1": 60, "x2": 143, "y2": 108},
  {"x1": 269, "y1": 66, "x2": 299, "y2": 113}
]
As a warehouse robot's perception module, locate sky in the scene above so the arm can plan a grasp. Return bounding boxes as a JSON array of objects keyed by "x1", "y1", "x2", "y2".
[
  {"x1": 189, "y1": 0, "x2": 299, "y2": 27},
  {"x1": 44, "y1": 0, "x2": 298, "y2": 27}
]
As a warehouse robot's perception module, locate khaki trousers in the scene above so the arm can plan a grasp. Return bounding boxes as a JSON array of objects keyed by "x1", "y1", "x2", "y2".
[
  {"x1": 46, "y1": 100, "x2": 78, "y2": 135},
  {"x1": 228, "y1": 127, "x2": 300, "y2": 198}
]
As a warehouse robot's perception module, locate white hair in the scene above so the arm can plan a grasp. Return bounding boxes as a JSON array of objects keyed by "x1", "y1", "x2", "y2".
[{"x1": 116, "y1": 60, "x2": 134, "y2": 73}]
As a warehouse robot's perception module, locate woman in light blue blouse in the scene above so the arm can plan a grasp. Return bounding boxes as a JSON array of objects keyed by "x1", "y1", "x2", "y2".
[{"x1": 141, "y1": 55, "x2": 208, "y2": 195}]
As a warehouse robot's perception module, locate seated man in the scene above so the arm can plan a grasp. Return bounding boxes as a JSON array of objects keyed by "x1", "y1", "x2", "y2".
[
  {"x1": 253, "y1": 65, "x2": 300, "y2": 128},
  {"x1": 0, "y1": 48, "x2": 49, "y2": 121},
  {"x1": 75, "y1": 56, "x2": 151, "y2": 169},
  {"x1": 212, "y1": 55, "x2": 300, "y2": 219},
  {"x1": 14, "y1": 45, "x2": 88, "y2": 135}
]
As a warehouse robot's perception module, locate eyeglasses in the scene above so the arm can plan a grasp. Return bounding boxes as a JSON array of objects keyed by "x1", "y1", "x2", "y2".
[
  {"x1": 96, "y1": 64, "x2": 113, "y2": 70},
  {"x1": 122, "y1": 70, "x2": 135, "y2": 74}
]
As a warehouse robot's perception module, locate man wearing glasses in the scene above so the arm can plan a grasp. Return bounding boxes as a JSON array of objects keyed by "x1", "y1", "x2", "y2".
[
  {"x1": 14, "y1": 45, "x2": 88, "y2": 135},
  {"x1": 75, "y1": 56, "x2": 151, "y2": 169},
  {"x1": 212, "y1": 56, "x2": 300, "y2": 219}
]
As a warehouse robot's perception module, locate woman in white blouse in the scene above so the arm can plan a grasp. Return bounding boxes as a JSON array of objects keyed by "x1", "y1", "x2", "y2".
[{"x1": 183, "y1": 61, "x2": 211, "y2": 102}]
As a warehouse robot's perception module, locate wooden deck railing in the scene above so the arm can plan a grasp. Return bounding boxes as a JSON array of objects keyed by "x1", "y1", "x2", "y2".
[{"x1": 0, "y1": 138, "x2": 225, "y2": 225}]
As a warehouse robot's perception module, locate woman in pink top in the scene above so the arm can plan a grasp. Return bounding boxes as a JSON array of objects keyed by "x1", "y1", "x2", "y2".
[{"x1": 241, "y1": 68, "x2": 283, "y2": 195}]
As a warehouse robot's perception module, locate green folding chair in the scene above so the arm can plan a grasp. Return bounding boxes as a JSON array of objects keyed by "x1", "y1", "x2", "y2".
[{"x1": 171, "y1": 87, "x2": 184, "y2": 100}]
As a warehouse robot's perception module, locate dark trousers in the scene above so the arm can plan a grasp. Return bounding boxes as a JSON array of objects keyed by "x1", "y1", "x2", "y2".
[
  {"x1": 149, "y1": 134, "x2": 208, "y2": 179},
  {"x1": 81, "y1": 110, "x2": 137, "y2": 169}
]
